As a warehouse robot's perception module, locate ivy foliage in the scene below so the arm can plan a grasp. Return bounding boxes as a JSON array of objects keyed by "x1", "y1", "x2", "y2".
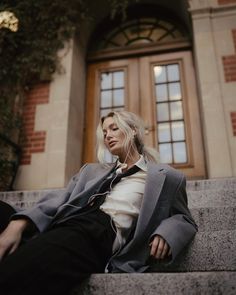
[
  {"x1": 0, "y1": 0, "x2": 88, "y2": 87},
  {"x1": 0, "y1": 0, "x2": 136, "y2": 190}
]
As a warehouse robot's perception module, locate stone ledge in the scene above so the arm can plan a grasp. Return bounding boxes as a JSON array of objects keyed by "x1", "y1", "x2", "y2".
[
  {"x1": 186, "y1": 177, "x2": 236, "y2": 191},
  {"x1": 191, "y1": 206, "x2": 236, "y2": 231},
  {"x1": 151, "y1": 230, "x2": 236, "y2": 272},
  {"x1": 73, "y1": 271, "x2": 236, "y2": 295}
]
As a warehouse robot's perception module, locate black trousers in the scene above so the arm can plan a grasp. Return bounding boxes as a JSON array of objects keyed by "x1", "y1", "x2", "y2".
[{"x1": 0, "y1": 200, "x2": 116, "y2": 295}]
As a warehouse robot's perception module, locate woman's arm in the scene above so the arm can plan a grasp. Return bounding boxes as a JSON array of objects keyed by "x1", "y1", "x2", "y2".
[
  {"x1": 11, "y1": 164, "x2": 88, "y2": 233},
  {"x1": 150, "y1": 174, "x2": 197, "y2": 262}
]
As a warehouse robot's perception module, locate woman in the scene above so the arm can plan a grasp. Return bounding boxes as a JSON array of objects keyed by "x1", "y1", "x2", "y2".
[{"x1": 0, "y1": 111, "x2": 197, "y2": 295}]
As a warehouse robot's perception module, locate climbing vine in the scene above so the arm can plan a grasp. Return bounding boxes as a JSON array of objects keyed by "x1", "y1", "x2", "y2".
[{"x1": 0, "y1": 0, "x2": 137, "y2": 190}]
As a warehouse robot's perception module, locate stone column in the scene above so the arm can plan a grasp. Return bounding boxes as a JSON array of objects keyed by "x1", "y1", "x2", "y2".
[{"x1": 188, "y1": 0, "x2": 236, "y2": 177}]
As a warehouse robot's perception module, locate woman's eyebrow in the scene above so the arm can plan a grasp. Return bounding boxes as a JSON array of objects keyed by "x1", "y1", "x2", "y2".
[{"x1": 102, "y1": 123, "x2": 116, "y2": 132}]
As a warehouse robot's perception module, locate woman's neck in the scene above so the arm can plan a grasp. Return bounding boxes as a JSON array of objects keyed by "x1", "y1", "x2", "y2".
[{"x1": 119, "y1": 150, "x2": 140, "y2": 170}]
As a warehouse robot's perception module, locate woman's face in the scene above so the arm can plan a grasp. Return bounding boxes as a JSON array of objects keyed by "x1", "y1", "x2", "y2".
[{"x1": 102, "y1": 116, "x2": 127, "y2": 159}]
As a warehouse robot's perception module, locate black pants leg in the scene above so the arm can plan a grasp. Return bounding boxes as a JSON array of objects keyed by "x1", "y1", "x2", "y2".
[{"x1": 0, "y1": 206, "x2": 115, "y2": 295}]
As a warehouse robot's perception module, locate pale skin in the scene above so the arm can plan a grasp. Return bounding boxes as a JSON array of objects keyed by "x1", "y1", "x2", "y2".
[
  {"x1": 0, "y1": 116, "x2": 171, "y2": 262},
  {"x1": 0, "y1": 219, "x2": 29, "y2": 261},
  {"x1": 102, "y1": 116, "x2": 172, "y2": 260}
]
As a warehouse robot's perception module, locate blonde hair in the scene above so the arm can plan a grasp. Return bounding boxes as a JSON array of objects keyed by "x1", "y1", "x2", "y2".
[{"x1": 96, "y1": 111, "x2": 159, "y2": 164}]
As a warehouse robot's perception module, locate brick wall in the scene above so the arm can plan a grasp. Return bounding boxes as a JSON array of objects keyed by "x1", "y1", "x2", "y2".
[
  {"x1": 231, "y1": 112, "x2": 236, "y2": 136},
  {"x1": 222, "y1": 30, "x2": 236, "y2": 82},
  {"x1": 218, "y1": 0, "x2": 236, "y2": 5},
  {"x1": 20, "y1": 83, "x2": 49, "y2": 165}
]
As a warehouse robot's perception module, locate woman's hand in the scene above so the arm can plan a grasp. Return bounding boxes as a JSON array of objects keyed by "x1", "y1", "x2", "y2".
[
  {"x1": 0, "y1": 219, "x2": 29, "y2": 261},
  {"x1": 149, "y1": 234, "x2": 171, "y2": 260}
]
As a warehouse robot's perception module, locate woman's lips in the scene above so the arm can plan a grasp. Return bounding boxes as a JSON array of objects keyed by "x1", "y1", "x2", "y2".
[{"x1": 109, "y1": 141, "x2": 117, "y2": 148}]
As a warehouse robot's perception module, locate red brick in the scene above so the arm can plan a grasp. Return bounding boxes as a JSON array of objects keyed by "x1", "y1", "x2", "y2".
[
  {"x1": 218, "y1": 0, "x2": 236, "y2": 4},
  {"x1": 230, "y1": 112, "x2": 236, "y2": 136},
  {"x1": 222, "y1": 30, "x2": 236, "y2": 82},
  {"x1": 19, "y1": 83, "x2": 49, "y2": 165},
  {"x1": 29, "y1": 148, "x2": 44, "y2": 153}
]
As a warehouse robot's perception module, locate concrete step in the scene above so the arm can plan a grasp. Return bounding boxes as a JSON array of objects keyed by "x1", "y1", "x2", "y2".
[
  {"x1": 0, "y1": 197, "x2": 235, "y2": 232},
  {"x1": 188, "y1": 188, "x2": 236, "y2": 208},
  {"x1": 151, "y1": 230, "x2": 236, "y2": 272},
  {"x1": 72, "y1": 271, "x2": 236, "y2": 295},
  {"x1": 0, "y1": 189, "x2": 64, "y2": 209},
  {"x1": 191, "y1": 206, "x2": 236, "y2": 231},
  {"x1": 187, "y1": 177, "x2": 236, "y2": 191},
  {"x1": 0, "y1": 186, "x2": 236, "y2": 209}
]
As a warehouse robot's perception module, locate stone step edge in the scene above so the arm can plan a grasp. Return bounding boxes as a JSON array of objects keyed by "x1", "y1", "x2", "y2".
[
  {"x1": 0, "y1": 187, "x2": 235, "y2": 198},
  {"x1": 0, "y1": 177, "x2": 236, "y2": 197},
  {"x1": 73, "y1": 271, "x2": 236, "y2": 295}
]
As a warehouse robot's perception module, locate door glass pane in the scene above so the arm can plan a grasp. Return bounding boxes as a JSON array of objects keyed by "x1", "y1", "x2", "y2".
[
  {"x1": 153, "y1": 62, "x2": 188, "y2": 165},
  {"x1": 159, "y1": 143, "x2": 172, "y2": 163},
  {"x1": 173, "y1": 142, "x2": 187, "y2": 163},
  {"x1": 157, "y1": 103, "x2": 169, "y2": 121},
  {"x1": 101, "y1": 90, "x2": 112, "y2": 108},
  {"x1": 170, "y1": 101, "x2": 183, "y2": 120},
  {"x1": 113, "y1": 71, "x2": 124, "y2": 88},
  {"x1": 156, "y1": 84, "x2": 168, "y2": 102},
  {"x1": 172, "y1": 121, "x2": 185, "y2": 141},
  {"x1": 167, "y1": 64, "x2": 179, "y2": 81},
  {"x1": 100, "y1": 70, "x2": 125, "y2": 115},
  {"x1": 169, "y1": 82, "x2": 181, "y2": 101},
  {"x1": 158, "y1": 123, "x2": 171, "y2": 142},
  {"x1": 113, "y1": 89, "x2": 124, "y2": 106},
  {"x1": 154, "y1": 66, "x2": 167, "y2": 83},
  {"x1": 101, "y1": 73, "x2": 112, "y2": 89}
]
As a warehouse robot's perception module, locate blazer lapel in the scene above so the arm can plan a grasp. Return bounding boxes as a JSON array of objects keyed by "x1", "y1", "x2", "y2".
[
  {"x1": 83, "y1": 163, "x2": 117, "y2": 191},
  {"x1": 54, "y1": 163, "x2": 117, "y2": 222},
  {"x1": 133, "y1": 162, "x2": 167, "y2": 239}
]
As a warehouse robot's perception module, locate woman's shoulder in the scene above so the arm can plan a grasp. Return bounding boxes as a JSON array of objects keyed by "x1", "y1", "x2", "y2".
[
  {"x1": 79, "y1": 162, "x2": 114, "y2": 175},
  {"x1": 147, "y1": 162, "x2": 185, "y2": 180}
]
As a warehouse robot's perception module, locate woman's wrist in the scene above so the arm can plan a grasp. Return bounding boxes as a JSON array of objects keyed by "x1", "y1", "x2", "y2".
[{"x1": 8, "y1": 219, "x2": 30, "y2": 233}]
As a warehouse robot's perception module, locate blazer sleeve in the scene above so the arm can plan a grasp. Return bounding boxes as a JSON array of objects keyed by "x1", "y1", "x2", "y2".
[
  {"x1": 150, "y1": 173, "x2": 198, "y2": 263},
  {"x1": 11, "y1": 164, "x2": 87, "y2": 233}
]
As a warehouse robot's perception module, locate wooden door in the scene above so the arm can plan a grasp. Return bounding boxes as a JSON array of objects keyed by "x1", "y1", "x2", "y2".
[{"x1": 83, "y1": 51, "x2": 206, "y2": 179}]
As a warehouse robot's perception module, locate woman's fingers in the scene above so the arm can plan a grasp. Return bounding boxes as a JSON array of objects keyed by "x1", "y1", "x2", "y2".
[{"x1": 150, "y1": 235, "x2": 171, "y2": 260}]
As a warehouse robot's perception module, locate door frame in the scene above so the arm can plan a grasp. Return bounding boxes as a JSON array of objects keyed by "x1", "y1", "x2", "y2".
[{"x1": 83, "y1": 51, "x2": 206, "y2": 179}]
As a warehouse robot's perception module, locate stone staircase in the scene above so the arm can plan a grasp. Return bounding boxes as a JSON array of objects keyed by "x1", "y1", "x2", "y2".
[{"x1": 0, "y1": 178, "x2": 236, "y2": 294}]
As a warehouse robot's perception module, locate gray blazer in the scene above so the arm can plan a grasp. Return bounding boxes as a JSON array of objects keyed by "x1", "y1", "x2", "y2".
[{"x1": 14, "y1": 162, "x2": 197, "y2": 273}]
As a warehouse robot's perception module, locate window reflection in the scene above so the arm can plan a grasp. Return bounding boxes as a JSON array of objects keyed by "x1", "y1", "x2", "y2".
[
  {"x1": 154, "y1": 66, "x2": 166, "y2": 83},
  {"x1": 100, "y1": 70, "x2": 125, "y2": 116},
  {"x1": 156, "y1": 84, "x2": 168, "y2": 102},
  {"x1": 170, "y1": 101, "x2": 183, "y2": 120},
  {"x1": 101, "y1": 91, "x2": 112, "y2": 108},
  {"x1": 154, "y1": 62, "x2": 187, "y2": 164},
  {"x1": 113, "y1": 71, "x2": 124, "y2": 88},
  {"x1": 167, "y1": 64, "x2": 179, "y2": 81},
  {"x1": 169, "y1": 83, "x2": 181, "y2": 100},
  {"x1": 113, "y1": 89, "x2": 124, "y2": 106},
  {"x1": 172, "y1": 121, "x2": 185, "y2": 141},
  {"x1": 101, "y1": 73, "x2": 112, "y2": 90},
  {"x1": 173, "y1": 142, "x2": 187, "y2": 163},
  {"x1": 158, "y1": 123, "x2": 171, "y2": 142},
  {"x1": 157, "y1": 103, "x2": 169, "y2": 122},
  {"x1": 159, "y1": 144, "x2": 172, "y2": 163}
]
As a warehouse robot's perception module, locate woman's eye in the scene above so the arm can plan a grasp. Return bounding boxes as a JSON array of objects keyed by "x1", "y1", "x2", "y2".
[{"x1": 112, "y1": 128, "x2": 118, "y2": 131}]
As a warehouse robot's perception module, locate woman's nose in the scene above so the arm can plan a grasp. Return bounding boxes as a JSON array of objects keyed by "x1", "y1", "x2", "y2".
[{"x1": 105, "y1": 130, "x2": 113, "y2": 140}]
